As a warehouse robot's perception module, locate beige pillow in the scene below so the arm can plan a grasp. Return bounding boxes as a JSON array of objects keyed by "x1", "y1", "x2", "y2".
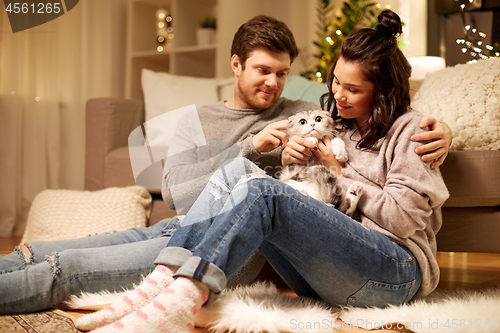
[
  {"x1": 411, "y1": 58, "x2": 500, "y2": 150},
  {"x1": 21, "y1": 186, "x2": 152, "y2": 244}
]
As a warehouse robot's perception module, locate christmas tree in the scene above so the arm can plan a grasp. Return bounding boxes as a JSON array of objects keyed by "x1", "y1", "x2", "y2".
[{"x1": 301, "y1": 0, "x2": 379, "y2": 82}]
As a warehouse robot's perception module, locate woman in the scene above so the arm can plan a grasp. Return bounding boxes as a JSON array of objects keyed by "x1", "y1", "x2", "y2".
[{"x1": 75, "y1": 9, "x2": 450, "y2": 333}]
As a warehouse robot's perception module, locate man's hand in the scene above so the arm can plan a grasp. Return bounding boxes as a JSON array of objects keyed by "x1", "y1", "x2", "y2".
[
  {"x1": 411, "y1": 116, "x2": 453, "y2": 169},
  {"x1": 252, "y1": 120, "x2": 289, "y2": 153},
  {"x1": 281, "y1": 135, "x2": 317, "y2": 166}
]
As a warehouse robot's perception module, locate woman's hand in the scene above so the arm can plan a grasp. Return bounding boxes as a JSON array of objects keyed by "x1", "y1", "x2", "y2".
[
  {"x1": 281, "y1": 135, "x2": 316, "y2": 167},
  {"x1": 310, "y1": 137, "x2": 344, "y2": 177},
  {"x1": 411, "y1": 116, "x2": 453, "y2": 169}
]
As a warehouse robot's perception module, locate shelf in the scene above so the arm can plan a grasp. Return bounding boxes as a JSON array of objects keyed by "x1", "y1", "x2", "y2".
[
  {"x1": 131, "y1": 49, "x2": 170, "y2": 59},
  {"x1": 126, "y1": 0, "x2": 222, "y2": 99},
  {"x1": 173, "y1": 44, "x2": 216, "y2": 54},
  {"x1": 130, "y1": 44, "x2": 216, "y2": 58}
]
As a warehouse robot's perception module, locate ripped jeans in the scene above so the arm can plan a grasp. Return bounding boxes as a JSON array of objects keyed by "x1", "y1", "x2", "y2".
[
  {"x1": 155, "y1": 157, "x2": 422, "y2": 308},
  {"x1": 0, "y1": 218, "x2": 179, "y2": 314}
]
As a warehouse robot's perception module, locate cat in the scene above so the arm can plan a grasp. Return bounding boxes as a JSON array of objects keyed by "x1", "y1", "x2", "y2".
[{"x1": 279, "y1": 110, "x2": 363, "y2": 219}]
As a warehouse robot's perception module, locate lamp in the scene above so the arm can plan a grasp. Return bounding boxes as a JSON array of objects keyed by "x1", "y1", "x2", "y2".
[{"x1": 408, "y1": 56, "x2": 446, "y2": 80}]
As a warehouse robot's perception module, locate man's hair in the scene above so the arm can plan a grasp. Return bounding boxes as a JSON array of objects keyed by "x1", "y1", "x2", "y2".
[
  {"x1": 321, "y1": 10, "x2": 412, "y2": 150},
  {"x1": 231, "y1": 15, "x2": 298, "y2": 68}
]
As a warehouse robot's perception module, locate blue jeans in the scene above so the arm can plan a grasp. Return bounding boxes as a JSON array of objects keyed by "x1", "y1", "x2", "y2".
[
  {"x1": 155, "y1": 157, "x2": 421, "y2": 308},
  {"x1": 0, "y1": 218, "x2": 180, "y2": 314}
]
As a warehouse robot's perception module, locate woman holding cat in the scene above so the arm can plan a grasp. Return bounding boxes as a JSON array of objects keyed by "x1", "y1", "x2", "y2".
[{"x1": 77, "y1": 9, "x2": 449, "y2": 332}]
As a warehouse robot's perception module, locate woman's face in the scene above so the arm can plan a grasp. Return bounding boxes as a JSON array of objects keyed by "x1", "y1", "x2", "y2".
[{"x1": 331, "y1": 57, "x2": 374, "y2": 125}]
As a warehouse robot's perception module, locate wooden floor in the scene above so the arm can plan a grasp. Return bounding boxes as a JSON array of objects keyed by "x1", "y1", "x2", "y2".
[{"x1": 1, "y1": 236, "x2": 500, "y2": 332}]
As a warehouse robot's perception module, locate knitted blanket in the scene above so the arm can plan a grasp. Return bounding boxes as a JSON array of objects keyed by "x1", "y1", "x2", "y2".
[
  {"x1": 21, "y1": 186, "x2": 152, "y2": 244},
  {"x1": 411, "y1": 58, "x2": 500, "y2": 151}
]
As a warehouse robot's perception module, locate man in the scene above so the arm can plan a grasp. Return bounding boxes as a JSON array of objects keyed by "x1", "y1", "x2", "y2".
[{"x1": 0, "y1": 15, "x2": 451, "y2": 315}]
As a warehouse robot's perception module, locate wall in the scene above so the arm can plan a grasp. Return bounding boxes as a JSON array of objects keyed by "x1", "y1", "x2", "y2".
[{"x1": 363, "y1": 0, "x2": 428, "y2": 57}]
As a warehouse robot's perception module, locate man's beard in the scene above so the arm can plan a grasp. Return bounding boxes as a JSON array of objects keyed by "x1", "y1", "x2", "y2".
[{"x1": 235, "y1": 77, "x2": 280, "y2": 110}]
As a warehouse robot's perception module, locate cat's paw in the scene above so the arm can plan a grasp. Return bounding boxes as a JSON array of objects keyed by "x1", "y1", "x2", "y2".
[
  {"x1": 347, "y1": 181, "x2": 364, "y2": 198},
  {"x1": 330, "y1": 137, "x2": 348, "y2": 162},
  {"x1": 345, "y1": 182, "x2": 363, "y2": 218},
  {"x1": 306, "y1": 137, "x2": 318, "y2": 145}
]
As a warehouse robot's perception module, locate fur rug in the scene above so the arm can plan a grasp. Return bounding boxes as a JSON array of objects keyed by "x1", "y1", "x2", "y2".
[
  {"x1": 66, "y1": 282, "x2": 500, "y2": 333},
  {"x1": 340, "y1": 288, "x2": 500, "y2": 333}
]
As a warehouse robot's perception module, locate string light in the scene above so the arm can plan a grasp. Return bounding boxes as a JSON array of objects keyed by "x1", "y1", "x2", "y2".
[
  {"x1": 156, "y1": 8, "x2": 173, "y2": 52},
  {"x1": 456, "y1": 0, "x2": 499, "y2": 63},
  {"x1": 316, "y1": 72, "x2": 323, "y2": 83}
]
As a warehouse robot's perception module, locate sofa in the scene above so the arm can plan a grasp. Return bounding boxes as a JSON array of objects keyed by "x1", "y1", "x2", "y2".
[{"x1": 85, "y1": 63, "x2": 500, "y2": 253}]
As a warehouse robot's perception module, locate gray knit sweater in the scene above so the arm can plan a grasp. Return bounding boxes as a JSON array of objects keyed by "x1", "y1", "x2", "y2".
[
  {"x1": 337, "y1": 110, "x2": 450, "y2": 298},
  {"x1": 162, "y1": 98, "x2": 319, "y2": 212}
]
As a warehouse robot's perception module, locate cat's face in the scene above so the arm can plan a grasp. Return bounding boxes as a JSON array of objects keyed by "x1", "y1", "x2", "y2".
[{"x1": 287, "y1": 110, "x2": 336, "y2": 139}]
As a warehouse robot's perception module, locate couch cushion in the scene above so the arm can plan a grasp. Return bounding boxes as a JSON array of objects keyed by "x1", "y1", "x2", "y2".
[
  {"x1": 281, "y1": 76, "x2": 327, "y2": 105},
  {"x1": 440, "y1": 150, "x2": 500, "y2": 207},
  {"x1": 85, "y1": 98, "x2": 144, "y2": 191},
  {"x1": 104, "y1": 147, "x2": 136, "y2": 188},
  {"x1": 105, "y1": 147, "x2": 165, "y2": 193},
  {"x1": 280, "y1": 76, "x2": 423, "y2": 105}
]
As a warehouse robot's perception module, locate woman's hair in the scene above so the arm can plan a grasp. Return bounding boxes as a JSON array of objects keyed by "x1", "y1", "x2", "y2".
[
  {"x1": 321, "y1": 9, "x2": 412, "y2": 150},
  {"x1": 231, "y1": 15, "x2": 299, "y2": 69}
]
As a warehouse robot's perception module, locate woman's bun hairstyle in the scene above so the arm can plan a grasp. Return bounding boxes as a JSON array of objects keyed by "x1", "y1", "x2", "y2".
[{"x1": 376, "y1": 9, "x2": 403, "y2": 40}]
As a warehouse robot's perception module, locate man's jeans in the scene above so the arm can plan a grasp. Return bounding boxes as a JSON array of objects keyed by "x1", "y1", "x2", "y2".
[
  {"x1": 156, "y1": 157, "x2": 422, "y2": 308},
  {"x1": 0, "y1": 218, "x2": 179, "y2": 314}
]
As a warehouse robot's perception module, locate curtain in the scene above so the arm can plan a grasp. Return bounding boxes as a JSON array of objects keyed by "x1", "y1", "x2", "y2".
[{"x1": 0, "y1": 0, "x2": 127, "y2": 237}]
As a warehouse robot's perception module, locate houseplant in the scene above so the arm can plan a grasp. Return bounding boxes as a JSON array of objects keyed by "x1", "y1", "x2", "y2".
[{"x1": 197, "y1": 17, "x2": 217, "y2": 46}]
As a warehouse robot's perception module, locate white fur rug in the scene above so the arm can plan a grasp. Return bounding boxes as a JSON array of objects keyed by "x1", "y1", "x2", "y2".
[{"x1": 66, "y1": 282, "x2": 500, "y2": 333}]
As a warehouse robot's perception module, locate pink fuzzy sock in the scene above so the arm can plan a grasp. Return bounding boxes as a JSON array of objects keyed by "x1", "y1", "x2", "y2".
[
  {"x1": 90, "y1": 277, "x2": 209, "y2": 333},
  {"x1": 76, "y1": 265, "x2": 175, "y2": 331}
]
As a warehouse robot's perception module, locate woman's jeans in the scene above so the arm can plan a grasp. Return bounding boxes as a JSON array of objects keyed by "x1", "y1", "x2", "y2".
[
  {"x1": 0, "y1": 218, "x2": 180, "y2": 314},
  {"x1": 0, "y1": 157, "x2": 421, "y2": 313},
  {"x1": 156, "y1": 157, "x2": 422, "y2": 308}
]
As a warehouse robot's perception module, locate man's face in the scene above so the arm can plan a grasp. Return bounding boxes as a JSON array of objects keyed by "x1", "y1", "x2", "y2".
[{"x1": 231, "y1": 48, "x2": 291, "y2": 110}]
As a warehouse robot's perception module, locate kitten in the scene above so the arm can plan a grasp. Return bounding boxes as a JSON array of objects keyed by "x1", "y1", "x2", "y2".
[{"x1": 279, "y1": 110, "x2": 363, "y2": 219}]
